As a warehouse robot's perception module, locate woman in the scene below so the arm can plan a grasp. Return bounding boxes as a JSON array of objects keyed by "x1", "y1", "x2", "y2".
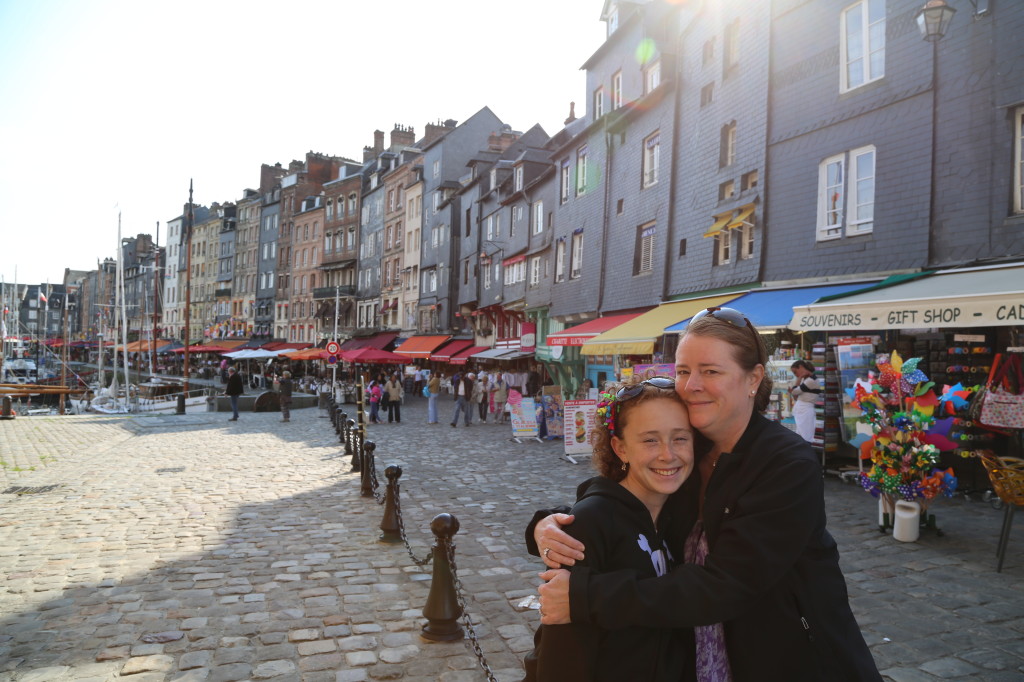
[
  {"x1": 367, "y1": 380, "x2": 382, "y2": 424},
  {"x1": 491, "y1": 374, "x2": 509, "y2": 424},
  {"x1": 526, "y1": 375, "x2": 694, "y2": 681},
  {"x1": 473, "y1": 374, "x2": 490, "y2": 423},
  {"x1": 277, "y1": 370, "x2": 293, "y2": 423},
  {"x1": 426, "y1": 372, "x2": 441, "y2": 424},
  {"x1": 384, "y1": 372, "x2": 403, "y2": 423},
  {"x1": 789, "y1": 359, "x2": 821, "y2": 443},
  {"x1": 530, "y1": 307, "x2": 880, "y2": 681}
]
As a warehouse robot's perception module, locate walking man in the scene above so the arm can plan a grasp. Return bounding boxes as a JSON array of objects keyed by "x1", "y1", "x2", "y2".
[
  {"x1": 278, "y1": 370, "x2": 293, "y2": 422},
  {"x1": 224, "y1": 365, "x2": 244, "y2": 421},
  {"x1": 450, "y1": 372, "x2": 475, "y2": 427}
]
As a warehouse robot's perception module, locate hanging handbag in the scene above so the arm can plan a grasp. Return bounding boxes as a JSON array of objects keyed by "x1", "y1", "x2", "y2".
[
  {"x1": 422, "y1": 385, "x2": 431, "y2": 398},
  {"x1": 979, "y1": 354, "x2": 1024, "y2": 429}
]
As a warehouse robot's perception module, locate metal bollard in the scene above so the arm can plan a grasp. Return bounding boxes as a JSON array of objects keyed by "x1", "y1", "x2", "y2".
[
  {"x1": 421, "y1": 513, "x2": 463, "y2": 641},
  {"x1": 338, "y1": 410, "x2": 348, "y2": 441},
  {"x1": 348, "y1": 418, "x2": 360, "y2": 471},
  {"x1": 360, "y1": 441, "x2": 376, "y2": 498},
  {"x1": 379, "y1": 465, "x2": 403, "y2": 543}
]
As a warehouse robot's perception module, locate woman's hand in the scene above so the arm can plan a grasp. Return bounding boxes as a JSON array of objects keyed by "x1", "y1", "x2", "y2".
[
  {"x1": 538, "y1": 568, "x2": 572, "y2": 624},
  {"x1": 534, "y1": 513, "x2": 584, "y2": 568}
]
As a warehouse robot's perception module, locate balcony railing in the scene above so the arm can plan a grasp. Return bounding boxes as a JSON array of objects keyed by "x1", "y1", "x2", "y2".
[{"x1": 313, "y1": 285, "x2": 355, "y2": 300}]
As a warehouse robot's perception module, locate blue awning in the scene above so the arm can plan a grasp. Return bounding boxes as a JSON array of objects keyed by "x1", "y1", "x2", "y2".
[{"x1": 663, "y1": 283, "x2": 874, "y2": 333}]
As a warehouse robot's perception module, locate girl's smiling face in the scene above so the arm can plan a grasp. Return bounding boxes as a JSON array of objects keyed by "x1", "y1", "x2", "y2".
[{"x1": 612, "y1": 397, "x2": 694, "y2": 518}]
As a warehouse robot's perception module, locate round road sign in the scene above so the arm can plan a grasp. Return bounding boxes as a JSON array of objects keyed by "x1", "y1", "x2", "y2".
[{"x1": 326, "y1": 341, "x2": 340, "y2": 355}]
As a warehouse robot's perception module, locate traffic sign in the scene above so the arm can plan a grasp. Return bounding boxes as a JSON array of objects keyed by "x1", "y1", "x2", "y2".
[
  {"x1": 326, "y1": 341, "x2": 340, "y2": 355},
  {"x1": 327, "y1": 354, "x2": 339, "y2": 365}
]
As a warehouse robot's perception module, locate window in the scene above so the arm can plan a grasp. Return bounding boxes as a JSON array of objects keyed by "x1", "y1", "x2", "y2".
[
  {"x1": 702, "y1": 37, "x2": 715, "y2": 67},
  {"x1": 576, "y1": 146, "x2": 588, "y2": 196},
  {"x1": 555, "y1": 238, "x2": 566, "y2": 282},
  {"x1": 485, "y1": 215, "x2": 494, "y2": 241},
  {"x1": 741, "y1": 170, "x2": 759, "y2": 191},
  {"x1": 678, "y1": 238, "x2": 687, "y2": 257},
  {"x1": 612, "y1": 71, "x2": 623, "y2": 110},
  {"x1": 348, "y1": 194, "x2": 357, "y2": 213},
  {"x1": 644, "y1": 60, "x2": 661, "y2": 94},
  {"x1": 634, "y1": 223, "x2": 655, "y2": 275},
  {"x1": 607, "y1": 6, "x2": 618, "y2": 36},
  {"x1": 570, "y1": 232, "x2": 583, "y2": 279},
  {"x1": 642, "y1": 133, "x2": 660, "y2": 188},
  {"x1": 1016, "y1": 107, "x2": 1024, "y2": 214},
  {"x1": 701, "y1": 82, "x2": 714, "y2": 107},
  {"x1": 513, "y1": 205, "x2": 524, "y2": 224},
  {"x1": 593, "y1": 87, "x2": 605, "y2": 120},
  {"x1": 841, "y1": 0, "x2": 885, "y2": 92},
  {"x1": 617, "y1": 198, "x2": 624, "y2": 215},
  {"x1": 715, "y1": 231, "x2": 731, "y2": 265},
  {"x1": 724, "y1": 19, "x2": 740, "y2": 72},
  {"x1": 433, "y1": 160, "x2": 440, "y2": 178},
  {"x1": 489, "y1": 168, "x2": 498, "y2": 191},
  {"x1": 560, "y1": 159, "x2": 571, "y2": 203},
  {"x1": 817, "y1": 145, "x2": 875, "y2": 240},
  {"x1": 721, "y1": 122, "x2": 736, "y2": 168},
  {"x1": 529, "y1": 256, "x2": 541, "y2": 286},
  {"x1": 514, "y1": 166, "x2": 523, "y2": 191},
  {"x1": 740, "y1": 222, "x2": 755, "y2": 260},
  {"x1": 433, "y1": 191, "x2": 441, "y2": 214},
  {"x1": 532, "y1": 201, "x2": 544, "y2": 235},
  {"x1": 718, "y1": 180, "x2": 735, "y2": 201}
]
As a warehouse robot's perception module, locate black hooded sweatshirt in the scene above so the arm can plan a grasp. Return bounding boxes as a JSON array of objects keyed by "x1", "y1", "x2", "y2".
[{"x1": 525, "y1": 477, "x2": 688, "y2": 682}]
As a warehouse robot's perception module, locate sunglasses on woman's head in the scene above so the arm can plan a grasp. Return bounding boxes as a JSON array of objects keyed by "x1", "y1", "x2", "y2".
[
  {"x1": 615, "y1": 376, "x2": 676, "y2": 402},
  {"x1": 690, "y1": 306, "x2": 765, "y2": 365}
]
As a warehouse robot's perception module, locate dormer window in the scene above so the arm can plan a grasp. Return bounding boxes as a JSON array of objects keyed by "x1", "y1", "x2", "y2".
[
  {"x1": 490, "y1": 168, "x2": 498, "y2": 190},
  {"x1": 607, "y1": 7, "x2": 618, "y2": 37},
  {"x1": 514, "y1": 166, "x2": 524, "y2": 191}
]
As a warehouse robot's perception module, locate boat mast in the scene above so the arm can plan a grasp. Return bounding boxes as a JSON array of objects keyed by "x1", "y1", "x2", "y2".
[{"x1": 152, "y1": 221, "x2": 160, "y2": 376}]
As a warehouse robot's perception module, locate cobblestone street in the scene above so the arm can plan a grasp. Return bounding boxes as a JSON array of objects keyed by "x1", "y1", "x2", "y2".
[{"x1": 1, "y1": 397, "x2": 1022, "y2": 681}]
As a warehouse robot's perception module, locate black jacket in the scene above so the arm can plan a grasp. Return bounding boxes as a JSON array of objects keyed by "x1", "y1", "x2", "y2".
[
  {"x1": 526, "y1": 478, "x2": 687, "y2": 682},
  {"x1": 532, "y1": 415, "x2": 881, "y2": 682},
  {"x1": 452, "y1": 375, "x2": 474, "y2": 401},
  {"x1": 225, "y1": 372, "x2": 244, "y2": 397}
]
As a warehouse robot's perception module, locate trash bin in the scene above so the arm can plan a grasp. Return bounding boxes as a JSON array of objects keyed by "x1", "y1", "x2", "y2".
[{"x1": 893, "y1": 500, "x2": 921, "y2": 542}]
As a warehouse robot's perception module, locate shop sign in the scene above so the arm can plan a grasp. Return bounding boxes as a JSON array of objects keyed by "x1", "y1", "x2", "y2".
[
  {"x1": 564, "y1": 399, "x2": 597, "y2": 456},
  {"x1": 791, "y1": 295, "x2": 1024, "y2": 331}
]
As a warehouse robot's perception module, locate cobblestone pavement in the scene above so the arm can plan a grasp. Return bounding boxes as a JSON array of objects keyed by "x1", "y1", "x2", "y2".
[{"x1": 0, "y1": 397, "x2": 1022, "y2": 682}]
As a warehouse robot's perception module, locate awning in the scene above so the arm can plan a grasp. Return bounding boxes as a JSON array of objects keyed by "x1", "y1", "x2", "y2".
[
  {"x1": 394, "y1": 335, "x2": 451, "y2": 358},
  {"x1": 727, "y1": 203, "x2": 757, "y2": 230},
  {"x1": 495, "y1": 350, "x2": 534, "y2": 361},
  {"x1": 340, "y1": 331, "x2": 399, "y2": 350},
  {"x1": 789, "y1": 263, "x2": 1024, "y2": 331},
  {"x1": 471, "y1": 347, "x2": 513, "y2": 360},
  {"x1": 703, "y1": 212, "x2": 733, "y2": 238},
  {"x1": 581, "y1": 294, "x2": 739, "y2": 356},
  {"x1": 450, "y1": 345, "x2": 489, "y2": 365},
  {"x1": 430, "y1": 339, "x2": 474, "y2": 362},
  {"x1": 664, "y1": 283, "x2": 871, "y2": 333},
  {"x1": 547, "y1": 312, "x2": 644, "y2": 346}
]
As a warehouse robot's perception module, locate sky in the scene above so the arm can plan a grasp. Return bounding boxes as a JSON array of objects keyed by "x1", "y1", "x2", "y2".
[{"x1": 0, "y1": 0, "x2": 608, "y2": 287}]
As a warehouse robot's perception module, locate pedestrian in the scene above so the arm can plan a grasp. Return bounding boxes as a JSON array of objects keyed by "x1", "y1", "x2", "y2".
[
  {"x1": 277, "y1": 370, "x2": 293, "y2": 422},
  {"x1": 530, "y1": 307, "x2": 881, "y2": 681},
  {"x1": 524, "y1": 374, "x2": 694, "y2": 681},
  {"x1": 426, "y1": 372, "x2": 441, "y2": 424},
  {"x1": 473, "y1": 373, "x2": 489, "y2": 423},
  {"x1": 367, "y1": 380, "x2": 382, "y2": 424},
  {"x1": 414, "y1": 367, "x2": 425, "y2": 397},
  {"x1": 384, "y1": 372, "x2": 403, "y2": 423},
  {"x1": 223, "y1": 365, "x2": 244, "y2": 421},
  {"x1": 220, "y1": 356, "x2": 229, "y2": 384},
  {"x1": 789, "y1": 359, "x2": 821, "y2": 443},
  {"x1": 492, "y1": 374, "x2": 509, "y2": 423},
  {"x1": 450, "y1": 371, "x2": 474, "y2": 427}
]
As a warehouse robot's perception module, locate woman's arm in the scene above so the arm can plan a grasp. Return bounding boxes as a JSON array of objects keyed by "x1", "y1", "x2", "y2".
[{"x1": 552, "y1": 450, "x2": 824, "y2": 630}]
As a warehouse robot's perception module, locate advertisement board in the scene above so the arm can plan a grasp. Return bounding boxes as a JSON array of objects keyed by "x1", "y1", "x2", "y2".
[
  {"x1": 508, "y1": 389, "x2": 540, "y2": 441},
  {"x1": 540, "y1": 386, "x2": 564, "y2": 439},
  {"x1": 563, "y1": 399, "x2": 597, "y2": 463}
]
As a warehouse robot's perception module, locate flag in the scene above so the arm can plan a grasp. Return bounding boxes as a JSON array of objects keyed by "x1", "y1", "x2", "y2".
[{"x1": 39, "y1": 291, "x2": 48, "y2": 304}]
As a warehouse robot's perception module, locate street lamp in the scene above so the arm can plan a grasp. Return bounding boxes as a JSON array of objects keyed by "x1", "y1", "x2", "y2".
[{"x1": 916, "y1": 0, "x2": 956, "y2": 41}]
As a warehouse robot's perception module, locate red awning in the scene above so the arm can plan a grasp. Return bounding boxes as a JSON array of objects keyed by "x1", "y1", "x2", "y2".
[
  {"x1": 449, "y1": 345, "x2": 490, "y2": 365},
  {"x1": 394, "y1": 335, "x2": 451, "y2": 358},
  {"x1": 430, "y1": 339, "x2": 473, "y2": 362},
  {"x1": 263, "y1": 342, "x2": 311, "y2": 351},
  {"x1": 340, "y1": 332, "x2": 399, "y2": 351},
  {"x1": 546, "y1": 312, "x2": 645, "y2": 346}
]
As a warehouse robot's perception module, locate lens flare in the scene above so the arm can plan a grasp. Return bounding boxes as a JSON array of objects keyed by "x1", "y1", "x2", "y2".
[{"x1": 635, "y1": 38, "x2": 657, "y2": 65}]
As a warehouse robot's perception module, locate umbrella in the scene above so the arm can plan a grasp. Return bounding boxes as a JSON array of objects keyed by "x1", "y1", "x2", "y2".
[
  {"x1": 342, "y1": 347, "x2": 412, "y2": 364},
  {"x1": 282, "y1": 348, "x2": 331, "y2": 360},
  {"x1": 171, "y1": 344, "x2": 232, "y2": 354}
]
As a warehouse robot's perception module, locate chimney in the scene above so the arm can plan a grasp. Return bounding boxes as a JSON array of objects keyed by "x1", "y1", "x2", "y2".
[
  {"x1": 390, "y1": 124, "x2": 416, "y2": 149},
  {"x1": 564, "y1": 101, "x2": 577, "y2": 125},
  {"x1": 363, "y1": 146, "x2": 376, "y2": 163},
  {"x1": 423, "y1": 122, "x2": 446, "y2": 146},
  {"x1": 374, "y1": 130, "x2": 385, "y2": 154}
]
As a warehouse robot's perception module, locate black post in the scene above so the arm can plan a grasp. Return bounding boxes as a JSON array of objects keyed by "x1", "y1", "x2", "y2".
[
  {"x1": 379, "y1": 465, "x2": 403, "y2": 543},
  {"x1": 421, "y1": 513, "x2": 463, "y2": 641},
  {"x1": 360, "y1": 441, "x2": 376, "y2": 498},
  {"x1": 176, "y1": 393, "x2": 186, "y2": 415},
  {"x1": 1, "y1": 395, "x2": 14, "y2": 420}
]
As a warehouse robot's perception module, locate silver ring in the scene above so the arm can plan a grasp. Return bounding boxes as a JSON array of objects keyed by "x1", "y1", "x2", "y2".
[{"x1": 543, "y1": 547, "x2": 551, "y2": 559}]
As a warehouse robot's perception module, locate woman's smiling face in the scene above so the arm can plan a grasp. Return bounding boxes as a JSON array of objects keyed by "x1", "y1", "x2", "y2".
[
  {"x1": 674, "y1": 333, "x2": 762, "y2": 450},
  {"x1": 612, "y1": 397, "x2": 694, "y2": 515}
]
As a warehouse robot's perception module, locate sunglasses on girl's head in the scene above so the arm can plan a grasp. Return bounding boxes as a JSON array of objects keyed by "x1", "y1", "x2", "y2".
[
  {"x1": 690, "y1": 306, "x2": 765, "y2": 364},
  {"x1": 615, "y1": 376, "x2": 676, "y2": 402}
]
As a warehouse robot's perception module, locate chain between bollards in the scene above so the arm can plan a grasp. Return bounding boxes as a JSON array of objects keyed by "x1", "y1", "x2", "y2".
[
  {"x1": 360, "y1": 441, "x2": 376, "y2": 498},
  {"x1": 445, "y1": 539, "x2": 498, "y2": 682}
]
